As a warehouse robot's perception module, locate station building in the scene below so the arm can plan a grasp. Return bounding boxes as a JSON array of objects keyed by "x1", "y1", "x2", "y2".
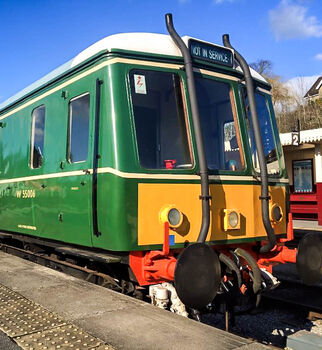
[
  {"x1": 280, "y1": 128, "x2": 322, "y2": 225},
  {"x1": 304, "y1": 76, "x2": 322, "y2": 101},
  {"x1": 280, "y1": 76, "x2": 322, "y2": 225}
]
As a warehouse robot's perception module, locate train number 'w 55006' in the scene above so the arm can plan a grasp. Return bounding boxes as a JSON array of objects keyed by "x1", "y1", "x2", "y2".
[{"x1": 16, "y1": 190, "x2": 36, "y2": 199}]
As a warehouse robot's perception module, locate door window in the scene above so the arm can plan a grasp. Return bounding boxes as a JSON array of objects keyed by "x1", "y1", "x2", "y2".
[{"x1": 68, "y1": 93, "x2": 90, "y2": 163}]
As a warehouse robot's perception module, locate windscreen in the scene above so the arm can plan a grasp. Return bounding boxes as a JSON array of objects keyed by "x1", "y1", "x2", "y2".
[
  {"x1": 244, "y1": 91, "x2": 280, "y2": 175},
  {"x1": 195, "y1": 76, "x2": 244, "y2": 171},
  {"x1": 130, "y1": 69, "x2": 192, "y2": 169}
]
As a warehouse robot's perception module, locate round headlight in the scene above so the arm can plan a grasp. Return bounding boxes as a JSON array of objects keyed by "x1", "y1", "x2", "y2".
[
  {"x1": 271, "y1": 205, "x2": 282, "y2": 222},
  {"x1": 168, "y1": 208, "x2": 182, "y2": 227},
  {"x1": 160, "y1": 206, "x2": 183, "y2": 228},
  {"x1": 228, "y1": 211, "x2": 239, "y2": 228}
]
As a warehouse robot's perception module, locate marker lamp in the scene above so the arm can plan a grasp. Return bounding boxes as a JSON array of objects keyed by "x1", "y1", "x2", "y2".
[
  {"x1": 223, "y1": 209, "x2": 240, "y2": 231},
  {"x1": 160, "y1": 206, "x2": 183, "y2": 228},
  {"x1": 168, "y1": 208, "x2": 182, "y2": 227},
  {"x1": 228, "y1": 211, "x2": 239, "y2": 228},
  {"x1": 270, "y1": 204, "x2": 283, "y2": 223}
]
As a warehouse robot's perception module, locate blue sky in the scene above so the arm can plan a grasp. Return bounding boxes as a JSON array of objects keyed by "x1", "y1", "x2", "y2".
[{"x1": 0, "y1": 0, "x2": 321, "y2": 103}]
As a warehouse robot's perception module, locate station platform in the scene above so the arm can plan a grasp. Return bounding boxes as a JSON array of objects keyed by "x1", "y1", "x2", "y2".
[
  {"x1": 293, "y1": 219, "x2": 322, "y2": 231},
  {"x1": 0, "y1": 251, "x2": 270, "y2": 350}
]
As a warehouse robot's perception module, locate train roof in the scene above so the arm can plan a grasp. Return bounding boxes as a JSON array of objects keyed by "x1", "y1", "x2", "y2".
[{"x1": 0, "y1": 33, "x2": 268, "y2": 112}]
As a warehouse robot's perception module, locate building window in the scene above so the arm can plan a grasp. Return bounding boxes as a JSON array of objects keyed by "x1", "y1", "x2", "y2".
[
  {"x1": 68, "y1": 93, "x2": 90, "y2": 163},
  {"x1": 30, "y1": 105, "x2": 46, "y2": 169},
  {"x1": 293, "y1": 159, "x2": 313, "y2": 193}
]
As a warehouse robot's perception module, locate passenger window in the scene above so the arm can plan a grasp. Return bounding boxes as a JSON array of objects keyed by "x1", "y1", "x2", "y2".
[
  {"x1": 30, "y1": 105, "x2": 46, "y2": 169},
  {"x1": 68, "y1": 93, "x2": 90, "y2": 163}
]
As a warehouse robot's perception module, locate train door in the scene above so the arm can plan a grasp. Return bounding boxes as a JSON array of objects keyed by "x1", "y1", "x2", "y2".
[{"x1": 58, "y1": 77, "x2": 95, "y2": 247}]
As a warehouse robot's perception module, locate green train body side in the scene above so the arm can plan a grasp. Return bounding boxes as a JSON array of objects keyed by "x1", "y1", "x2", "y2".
[{"x1": 0, "y1": 51, "x2": 288, "y2": 252}]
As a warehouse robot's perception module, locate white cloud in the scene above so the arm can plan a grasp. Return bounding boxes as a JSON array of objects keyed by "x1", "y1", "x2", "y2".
[
  {"x1": 269, "y1": 0, "x2": 322, "y2": 40},
  {"x1": 315, "y1": 53, "x2": 322, "y2": 60}
]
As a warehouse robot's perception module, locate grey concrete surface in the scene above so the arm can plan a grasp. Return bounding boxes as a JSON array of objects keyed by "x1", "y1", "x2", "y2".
[
  {"x1": 293, "y1": 219, "x2": 322, "y2": 231},
  {"x1": 0, "y1": 330, "x2": 21, "y2": 350},
  {"x1": 287, "y1": 330, "x2": 322, "y2": 350},
  {"x1": 0, "y1": 251, "x2": 270, "y2": 350}
]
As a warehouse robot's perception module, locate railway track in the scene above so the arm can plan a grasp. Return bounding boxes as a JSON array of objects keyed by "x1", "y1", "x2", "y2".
[{"x1": 262, "y1": 279, "x2": 322, "y2": 315}]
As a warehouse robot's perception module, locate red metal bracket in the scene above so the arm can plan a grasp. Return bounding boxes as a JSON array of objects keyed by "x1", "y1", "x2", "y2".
[
  {"x1": 257, "y1": 245, "x2": 297, "y2": 273},
  {"x1": 129, "y1": 222, "x2": 176, "y2": 286},
  {"x1": 163, "y1": 221, "x2": 170, "y2": 256}
]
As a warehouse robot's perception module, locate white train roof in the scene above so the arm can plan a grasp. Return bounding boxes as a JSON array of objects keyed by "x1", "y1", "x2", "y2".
[{"x1": 0, "y1": 33, "x2": 268, "y2": 111}]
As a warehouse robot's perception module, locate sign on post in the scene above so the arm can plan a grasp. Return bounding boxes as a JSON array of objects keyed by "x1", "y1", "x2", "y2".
[{"x1": 291, "y1": 132, "x2": 300, "y2": 146}]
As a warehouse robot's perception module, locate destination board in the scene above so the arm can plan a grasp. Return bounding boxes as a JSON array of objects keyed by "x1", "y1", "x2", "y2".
[{"x1": 189, "y1": 39, "x2": 233, "y2": 67}]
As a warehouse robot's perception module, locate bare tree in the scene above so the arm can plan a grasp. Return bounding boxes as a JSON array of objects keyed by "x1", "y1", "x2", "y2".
[
  {"x1": 250, "y1": 60, "x2": 273, "y2": 76},
  {"x1": 285, "y1": 76, "x2": 322, "y2": 130},
  {"x1": 250, "y1": 59, "x2": 293, "y2": 110}
]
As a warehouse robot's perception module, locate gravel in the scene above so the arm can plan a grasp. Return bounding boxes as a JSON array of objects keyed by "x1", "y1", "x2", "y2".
[
  {"x1": 201, "y1": 256, "x2": 322, "y2": 348},
  {"x1": 202, "y1": 301, "x2": 322, "y2": 348}
]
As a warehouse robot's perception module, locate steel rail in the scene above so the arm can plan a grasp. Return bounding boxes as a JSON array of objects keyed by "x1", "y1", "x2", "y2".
[{"x1": 262, "y1": 281, "x2": 322, "y2": 313}]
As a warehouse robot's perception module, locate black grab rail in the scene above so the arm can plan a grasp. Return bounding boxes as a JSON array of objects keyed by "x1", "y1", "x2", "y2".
[
  {"x1": 165, "y1": 13, "x2": 211, "y2": 243},
  {"x1": 222, "y1": 34, "x2": 276, "y2": 253}
]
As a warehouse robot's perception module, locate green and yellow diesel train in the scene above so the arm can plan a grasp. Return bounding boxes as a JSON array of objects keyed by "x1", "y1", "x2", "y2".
[{"x1": 0, "y1": 14, "x2": 320, "y2": 314}]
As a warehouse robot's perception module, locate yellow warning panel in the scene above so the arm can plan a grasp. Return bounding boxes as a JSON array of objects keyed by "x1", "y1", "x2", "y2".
[
  {"x1": 15, "y1": 325, "x2": 108, "y2": 350},
  {"x1": 138, "y1": 183, "x2": 286, "y2": 246},
  {"x1": 0, "y1": 284, "x2": 113, "y2": 350}
]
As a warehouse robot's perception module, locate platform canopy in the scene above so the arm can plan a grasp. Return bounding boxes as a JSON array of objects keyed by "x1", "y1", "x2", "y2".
[{"x1": 280, "y1": 128, "x2": 322, "y2": 146}]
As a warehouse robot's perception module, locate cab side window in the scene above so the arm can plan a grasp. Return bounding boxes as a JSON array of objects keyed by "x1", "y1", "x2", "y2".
[
  {"x1": 68, "y1": 93, "x2": 90, "y2": 163},
  {"x1": 30, "y1": 105, "x2": 46, "y2": 169}
]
